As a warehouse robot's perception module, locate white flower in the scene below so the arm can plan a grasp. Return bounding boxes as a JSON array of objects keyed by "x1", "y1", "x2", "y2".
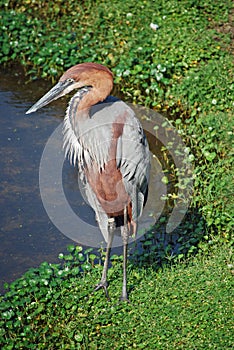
[
  {"x1": 150, "y1": 23, "x2": 159, "y2": 31},
  {"x1": 188, "y1": 154, "x2": 195, "y2": 162},
  {"x1": 184, "y1": 147, "x2": 191, "y2": 154},
  {"x1": 123, "y1": 70, "x2": 130, "y2": 77}
]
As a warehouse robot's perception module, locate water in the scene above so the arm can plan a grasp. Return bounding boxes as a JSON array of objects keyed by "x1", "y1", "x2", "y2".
[
  {"x1": 0, "y1": 67, "x2": 165, "y2": 294},
  {"x1": 0, "y1": 68, "x2": 73, "y2": 293}
]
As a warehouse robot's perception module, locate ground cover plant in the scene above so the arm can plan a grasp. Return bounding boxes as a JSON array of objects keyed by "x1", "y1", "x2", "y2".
[
  {"x1": 0, "y1": 244, "x2": 233, "y2": 349},
  {"x1": 0, "y1": 0, "x2": 233, "y2": 348}
]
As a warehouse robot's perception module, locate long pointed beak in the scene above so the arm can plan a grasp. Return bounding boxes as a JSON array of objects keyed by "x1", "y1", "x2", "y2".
[{"x1": 26, "y1": 80, "x2": 73, "y2": 114}]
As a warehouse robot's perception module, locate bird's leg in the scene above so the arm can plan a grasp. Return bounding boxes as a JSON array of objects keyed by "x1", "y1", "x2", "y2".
[
  {"x1": 94, "y1": 218, "x2": 115, "y2": 299},
  {"x1": 120, "y1": 206, "x2": 129, "y2": 302}
]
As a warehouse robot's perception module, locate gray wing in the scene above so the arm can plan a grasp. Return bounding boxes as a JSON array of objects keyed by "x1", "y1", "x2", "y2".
[{"x1": 116, "y1": 107, "x2": 150, "y2": 223}]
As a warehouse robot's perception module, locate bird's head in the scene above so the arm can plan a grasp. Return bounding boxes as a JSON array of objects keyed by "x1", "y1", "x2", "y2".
[{"x1": 26, "y1": 63, "x2": 113, "y2": 114}]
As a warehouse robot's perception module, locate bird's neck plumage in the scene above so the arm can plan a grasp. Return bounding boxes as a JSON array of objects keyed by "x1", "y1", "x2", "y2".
[
  {"x1": 63, "y1": 73, "x2": 113, "y2": 166},
  {"x1": 68, "y1": 87, "x2": 91, "y2": 119},
  {"x1": 76, "y1": 73, "x2": 113, "y2": 111},
  {"x1": 63, "y1": 88, "x2": 88, "y2": 166}
]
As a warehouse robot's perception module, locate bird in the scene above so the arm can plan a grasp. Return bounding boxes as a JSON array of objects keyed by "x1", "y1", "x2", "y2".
[{"x1": 26, "y1": 62, "x2": 150, "y2": 301}]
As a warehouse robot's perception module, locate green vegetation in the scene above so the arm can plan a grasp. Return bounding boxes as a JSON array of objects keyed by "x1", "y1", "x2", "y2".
[
  {"x1": 0, "y1": 1, "x2": 233, "y2": 348},
  {"x1": 1, "y1": 244, "x2": 233, "y2": 349}
]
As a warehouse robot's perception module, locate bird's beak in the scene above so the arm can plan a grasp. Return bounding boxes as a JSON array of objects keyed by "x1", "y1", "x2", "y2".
[{"x1": 26, "y1": 80, "x2": 75, "y2": 114}]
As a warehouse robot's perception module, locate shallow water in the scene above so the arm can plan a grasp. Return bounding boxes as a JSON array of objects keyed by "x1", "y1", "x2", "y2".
[
  {"x1": 0, "y1": 67, "x2": 165, "y2": 294},
  {"x1": 0, "y1": 68, "x2": 75, "y2": 293}
]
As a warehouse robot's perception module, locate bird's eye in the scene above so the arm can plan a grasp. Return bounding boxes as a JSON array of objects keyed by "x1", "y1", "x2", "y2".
[{"x1": 67, "y1": 78, "x2": 74, "y2": 83}]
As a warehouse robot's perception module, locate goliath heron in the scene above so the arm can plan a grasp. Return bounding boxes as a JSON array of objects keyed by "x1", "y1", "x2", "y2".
[{"x1": 26, "y1": 62, "x2": 150, "y2": 301}]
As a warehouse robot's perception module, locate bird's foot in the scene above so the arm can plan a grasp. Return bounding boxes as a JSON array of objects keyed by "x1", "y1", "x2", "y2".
[
  {"x1": 94, "y1": 281, "x2": 110, "y2": 300},
  {"x1": 119, "y1": 294, "x2": 130, "y2": 303}
]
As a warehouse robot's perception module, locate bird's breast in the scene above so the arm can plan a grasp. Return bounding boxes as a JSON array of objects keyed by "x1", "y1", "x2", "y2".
[
  {"x1": 84, "y1": 110, "x2": 130, "y2": 216},
  {"x1": 85, "y1": 160, "x2": 130, "y2": 217}
]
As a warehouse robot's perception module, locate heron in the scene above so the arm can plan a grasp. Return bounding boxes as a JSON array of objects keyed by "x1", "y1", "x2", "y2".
[{"x1": 26, "y1": 62, "x2": 150, "y2": 301}]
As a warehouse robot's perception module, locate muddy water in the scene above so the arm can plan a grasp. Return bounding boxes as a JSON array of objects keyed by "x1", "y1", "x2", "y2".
[{"x1": 0, "y1": 68, "x2": 164, "y2": 294}]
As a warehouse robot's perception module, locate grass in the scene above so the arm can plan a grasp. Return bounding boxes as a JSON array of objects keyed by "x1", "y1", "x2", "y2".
[{"x1": 0, "y1": 243, "x2": 233, "y2": 349}]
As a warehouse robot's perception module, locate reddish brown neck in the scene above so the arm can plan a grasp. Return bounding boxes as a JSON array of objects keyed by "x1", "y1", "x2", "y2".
[{"x1": 77, "y1": 79, "x2": 113, "y2": 111}]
